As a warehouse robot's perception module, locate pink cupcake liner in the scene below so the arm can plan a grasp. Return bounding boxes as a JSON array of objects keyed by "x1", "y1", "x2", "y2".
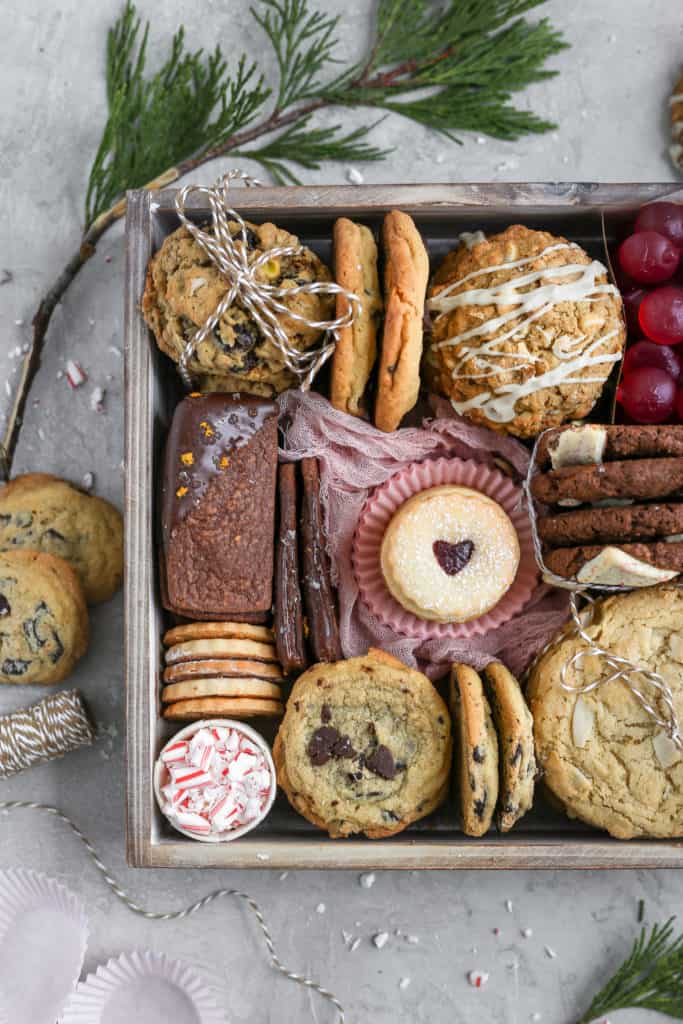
[{"x1": 352, "y1": 457, "x2": 538, "y2": 641}]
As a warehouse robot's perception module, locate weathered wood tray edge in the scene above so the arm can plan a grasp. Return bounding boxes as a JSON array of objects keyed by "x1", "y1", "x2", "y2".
[{"x1": 125, "y1": 181, "x2": 683, "y2": 869}]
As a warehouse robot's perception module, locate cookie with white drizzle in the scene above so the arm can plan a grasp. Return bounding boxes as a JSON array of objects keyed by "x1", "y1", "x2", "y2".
[
  {"x1": 424, "y1": 225, "x2": 626, "y2": 438},
  {"x1": 482, "y1": 661, "x2": 536, "y2": 832},
  {"x1": 450, "y1": 663, "x2": 499, "y2": 837}
]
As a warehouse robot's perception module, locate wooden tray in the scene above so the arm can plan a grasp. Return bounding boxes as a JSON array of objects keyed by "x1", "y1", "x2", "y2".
[{"x1": 124, "y1": 182, "x2": 683, "y2": 868}]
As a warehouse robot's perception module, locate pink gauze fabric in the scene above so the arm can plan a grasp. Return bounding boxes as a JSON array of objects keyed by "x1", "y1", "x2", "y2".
[{"x1": 278, "y1": 390, "x2": 569, "y2": 679}]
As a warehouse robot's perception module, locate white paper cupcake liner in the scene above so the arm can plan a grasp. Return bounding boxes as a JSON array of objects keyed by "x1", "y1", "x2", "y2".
[
  {"x1": 0, "y1": 868, "x2": 88, "y2": 1024},
  {"x1": 61, "y1": 950, "x2": 227, "y2": 1024}
]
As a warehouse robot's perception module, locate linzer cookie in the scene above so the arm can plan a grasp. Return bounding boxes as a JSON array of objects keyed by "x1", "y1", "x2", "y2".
[
  {"x1": 300, "y1": 457, "x2": 342, "y2": 663},
  {"x1": 274, "y1": 463, "x2": 307, "y2": 674},
  {"x1": 160, "y1": 393, "x2": 278, "y2": 620},
  {"x1": 273, "y1": 648, "x2": 452, "y2": 838}
]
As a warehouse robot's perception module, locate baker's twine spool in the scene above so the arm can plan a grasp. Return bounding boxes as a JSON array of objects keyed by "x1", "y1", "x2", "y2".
[
  {"x1": 0, "y1": 689, "x2": 94, "y2": 778},
  {"x1": 173, "y1": 169, "x2": 361, "y2": 390},
  {"x1": 523, "y1": 429, "x2": 683, "y2": 750},
  {"x1": 0, "y1": 800, "x2": 346, "y2": 1023}
]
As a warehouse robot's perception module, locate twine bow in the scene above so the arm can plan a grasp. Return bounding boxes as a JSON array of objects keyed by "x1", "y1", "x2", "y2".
[
  {"x1": 524, "y1": 429, "x2": 683, "y2": 750},
  {"x1": 173, "y1": 169, "x2": 361, "y2": 390}
]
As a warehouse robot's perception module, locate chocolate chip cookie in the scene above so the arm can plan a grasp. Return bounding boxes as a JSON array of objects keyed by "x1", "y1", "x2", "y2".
[
  {"x1": 450, "y1": 664, "x2": 499, "y2": 837},
  {"x1": 0, "y1": 473, "x2": 123, "y2": 604},
  {"x1": 374, "y1": 211, "x2": 429, "y2": 432},
  {"x1": 331, "y1": 218, "x2": 383, "y2": 417},
  {"x1": 527, "y1": 586, "x2": 683, "y2": 839},
  {"x1": 0, "y1": 549, "x2": 88, "y2": 684},
  {"x1": 142, "y1": 220, "x2": 334, "y2": 396},
  {"x1": 274, "y1": 648, "x2": 452, "y2": 838},
  {"x1": 482, "y1": 662, "x2": 536, "y2": 832}
]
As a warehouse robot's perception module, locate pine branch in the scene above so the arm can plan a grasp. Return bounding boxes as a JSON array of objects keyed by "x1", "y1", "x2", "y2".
[
  {"x1": 85, "y1": 1, "x2": 270, "y2": 227},
  {"x1": 577, "y1": 919, "x2": 683, "y2": 1023},
  {"x1": 2, "y1": 0, "x2": 568, "y2": 480},
  {"x1": 234, "y1": 116, "x2": 390, "y2": 183}
]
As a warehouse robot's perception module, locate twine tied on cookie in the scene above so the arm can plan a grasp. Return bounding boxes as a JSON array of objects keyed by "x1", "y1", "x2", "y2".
[
  {"x1": 173, "y1": 169, "x2": 361, "y2": 390},
  {"x1": 0, "y1": 689, "x2": 95, "y2": 778},
  {"x1": 524, "y1": 430, "x2": 683, "y2": 750}
]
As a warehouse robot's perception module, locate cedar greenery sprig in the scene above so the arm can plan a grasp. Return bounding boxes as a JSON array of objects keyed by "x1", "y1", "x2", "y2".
[
  {"x1": 577, "y1": 918, "x2": 683, "y2": 1023},
  {"x1": 2, "y1": 0, "x2": 567, "y2": 480}
]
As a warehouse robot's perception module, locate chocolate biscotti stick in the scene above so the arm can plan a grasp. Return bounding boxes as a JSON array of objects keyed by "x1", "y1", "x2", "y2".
[
  {"x1": 300, "y1": 458, "x2": 342, "y2": 663},
  {"x1": 531, "y1": 457, "x2": 683, "y2": 506},
  {"x1": 274, "y1": 462, "x2": 307, "y2": 674},
  {"x1": 160, "y1": 393, "x2": 278, "y2": 621},
  {"x1": 536, "y1": 423, "x2": 683, "y2": 469}
]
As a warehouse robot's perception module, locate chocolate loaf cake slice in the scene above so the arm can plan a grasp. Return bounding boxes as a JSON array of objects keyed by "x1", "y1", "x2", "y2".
[{"x1": 160, "y1": 393, "x2": 278, "y2": 621}]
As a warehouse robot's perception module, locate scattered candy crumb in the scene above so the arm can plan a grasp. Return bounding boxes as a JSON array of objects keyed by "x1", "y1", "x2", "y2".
[
  {"x1": 90, "y1": 386, "x2": 105, "y2": 412},
  {"x1": 399, "y1": 977, "x2": 411, "y2": 990},
  {"x1": 346, "y1": 167, "x2": 364, "y2": 185},
  {"x1": 373, "y1": 931, "x2": 389, "y2": 950},
  {"x1": 66, "y1": 360, "x2": 87, "y2": 388},
  {"x1": 505, "y1": 899, "x2": 513, "y2": 913},
  {"x1": 493, "y1": 927, "x2": 500, "y2": 937},
  {"x1": 349, "y1": 937, "x2": 362, "y2": 952},
  {"x1": 521, "y1": 928, "x2": 533, "y2": 939},
  {"x1": 256, "y1": 852, "x2": 270, "y2": 861},
  {"x1": 14, "y1": 318, "x2": 23, "y2": 326},
  {"x1": 531, "y1": 1014, "x2": 541, "y2": 1022},
  {"x1": 406, "y1": 934, "x2": 419, "y2": 945},
  {"x1": 544, "y1": 946, "x2": 557, "y2": 959},
  {"x1": 316, "y1": 902, "x2": 326, "y2": 914},
  {"x1": 82, "y1": 471, "x2": 94, "y2": 491},
  {"x1": 342, "y1": 930, "x2": 352, "y2": 944},
  {"x1": 359, "y1": 872, "x2": 376, "y2": 889},
  {"x1": 279, "y1": 871, "x2": 288, "y2": 881},
  {"x1": 468, "y1": 970, "x2": 489, "y2": 989}
]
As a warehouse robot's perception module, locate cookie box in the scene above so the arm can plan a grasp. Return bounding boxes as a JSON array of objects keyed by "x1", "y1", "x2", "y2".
[{"x1": 124, "y1": 182, "x2": 683, "y2": 868}]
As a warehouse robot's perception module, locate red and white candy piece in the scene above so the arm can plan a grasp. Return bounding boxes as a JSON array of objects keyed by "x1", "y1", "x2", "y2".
[{"x1": 65, "y1": 359, "x2": 87, "y2": 388}]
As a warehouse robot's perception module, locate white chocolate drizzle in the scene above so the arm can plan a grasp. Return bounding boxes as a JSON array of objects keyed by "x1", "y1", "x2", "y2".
[
  {"x1": 669, "y1": 93, "x2": 683, "y2": 106},
  {"x1": 427, "y1": 242, "x2": 621, "y2": 423}
]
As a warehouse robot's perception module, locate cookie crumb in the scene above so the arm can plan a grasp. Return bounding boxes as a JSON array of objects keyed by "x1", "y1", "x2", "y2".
[
  {"x1": 373, "y1": 931, "x2": 389, "y2": 950},
  {"x1": 468, "y1": 970, "x2": 489, "y2": 988},
  {"x1": 359, "y1": 872, "x2": 376, "y2": 889},
  {"x1": 90, "y1": 386, "x2": 105, "y2": 412}
]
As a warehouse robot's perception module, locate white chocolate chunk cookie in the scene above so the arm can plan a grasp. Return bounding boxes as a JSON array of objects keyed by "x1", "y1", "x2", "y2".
[
  {"x1": 274, "y1": 648, "x2": 452, "y2": 839},
  {"x1": 450, "y1": 664, "x2": 499, "y2": 837},
  {"x1": 0, "y1": 550, "x2": 88, "y2": 684},
  {"x1": 527, "y1": 586, "x2": 683, "y2": 839},
  {"x1": 482, "y1": 662, "x2": 536, "y2": 832},
  {"x1": 0, "y1": 473, "x2": 123, "y2": 604}
]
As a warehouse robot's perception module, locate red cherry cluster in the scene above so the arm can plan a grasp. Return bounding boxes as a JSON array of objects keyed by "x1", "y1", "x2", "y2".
[{"x1": 615, "y1": 202, "x2": 683, "y2": 424}]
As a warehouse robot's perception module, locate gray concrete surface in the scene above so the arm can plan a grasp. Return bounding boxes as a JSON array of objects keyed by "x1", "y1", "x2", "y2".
[{"x1": 0, "y1": 2, "x2": 682, "y2": 1021}]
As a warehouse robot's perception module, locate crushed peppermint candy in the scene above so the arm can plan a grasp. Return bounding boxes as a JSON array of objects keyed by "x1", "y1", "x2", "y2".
[
  {"x1": 66, "y1": 360, "x2": 87, "y2": 388},
  {"x1": 81, "y1": 471, "x2": 94, "y2": 492},
  {"x1": 373, "y1": 931, "x2": 389, "y2": 950},
  {"x1": 346, "y1": 167, "x2": 364, "y2": 184},
  {"x1": 544, "y1": 946, "x2": 557, "y2": 960},
  {"x1": 399, "y1": 977, "x2": 411, "y2": 990},
  {"x1": 359, "y1": 872, "x2": 376, "y2": 889},
  {"x1": 349, "y1": 937, "x2": 362, "y2": 952},
  {"x1": 468, "y1": 970, "x2": 489, "y2": 988},
  {"x1": 316, "y1": 903, "x2": 326, "y2": 914},
  {"x1": 521, "y1": 928, "x2": 533, "y2": 939},
  {"x1": 505, "y1": 899, "x2": 513, "y2": 913},
  {"x1": 157, "y1": 724, "x2": 273, "y2": 839}
]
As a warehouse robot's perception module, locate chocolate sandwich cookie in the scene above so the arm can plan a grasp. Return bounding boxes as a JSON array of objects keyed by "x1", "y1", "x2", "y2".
[
  {"x1": 160, "y1": 392, "x2": 278, "y2": 621},
  {"x1": 531, "y1": 458, "x2": 683, "y2": 506},
  {"x1": 544, "y1": 542, "x2": 683, "y2": 584},
  {"x1": 537, "y1": 423, "x2": 683, "y2": 469},
  {"x1": 538, "y1": 503, "x2": 683, "y2": 546},
  {"x1": 300, "y1": 458, "x2": 342, "y2": 663},
  {"x1": 482, "y1": 662, "x2": 536, "y2": 833},
  {"x1": 274, "y1": 462, "x2": 307, "y2": 675},
  {"x1": 163, "y1": 658, "x2": 283, "y2": 683}
]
